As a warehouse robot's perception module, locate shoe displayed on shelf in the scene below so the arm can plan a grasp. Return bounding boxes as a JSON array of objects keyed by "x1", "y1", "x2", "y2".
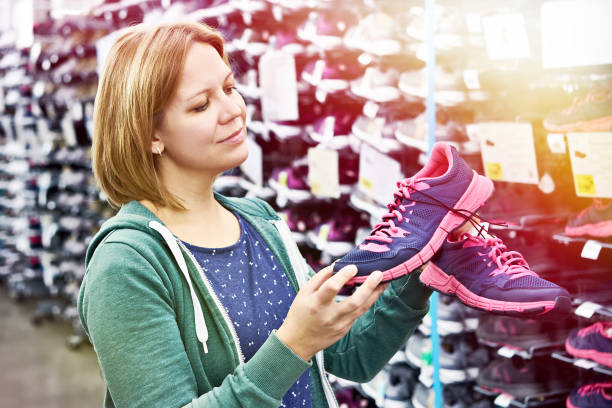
[
  {"x1": 543, "y1": 87, "x2": 612, "y2": 132},
  {"x1": 421, "y1": 230, "x2": 572, "y2": 316},
  {"x1": 383, "y1": 363, "x2": 417, "y2": 408},
  {"x1": 565, "y1": 199, "x2": 612, "y2": 238},
  {"x1": 420, "y1": 294, "x2": 482, "y2": 335},
  {"x1": 565, "y1": 321, "x2": 612, "y2": 368},
  {"x1": 307, "y1": 211, "x2": 370, "y2": 257},
  {"x1": 566, "y1": 382, "x2": 612, "y2": 408},
  {"x1": 412, "y1": 381, "x2": 493, "y2": 408},
  {"x1": 477, "y1": 357, "x2": 575, "y2": 399},
  {"x1": 334, "y1": 142, "x2": 494, "y2": 285},
  {"x1": 476, "y1": 314, "x2": 575, "y2": 349}
]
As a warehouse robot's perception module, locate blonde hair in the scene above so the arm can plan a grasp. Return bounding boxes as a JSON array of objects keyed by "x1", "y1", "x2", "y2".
[{"x1": 92, "y1": 21, "x2": 229, "y2": 210}]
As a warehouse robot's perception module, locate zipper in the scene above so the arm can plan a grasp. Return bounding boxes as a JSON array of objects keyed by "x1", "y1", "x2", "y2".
[
  {"x1": 178, "y1": 239, "x2": 245, "y2": 364},
  {"x1": 271, "y1": 219, "x2": 338, "y2": 408}
]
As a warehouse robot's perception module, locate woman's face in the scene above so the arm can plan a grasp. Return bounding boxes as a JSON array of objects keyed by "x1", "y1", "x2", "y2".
[{"x1": 154, "y1": 41, "x2": 247, "y2": 177}]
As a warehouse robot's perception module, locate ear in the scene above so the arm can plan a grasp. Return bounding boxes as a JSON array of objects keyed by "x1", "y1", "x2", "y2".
[{"x1": 151, "y1": 129, "x2": 164, "y2": 155}]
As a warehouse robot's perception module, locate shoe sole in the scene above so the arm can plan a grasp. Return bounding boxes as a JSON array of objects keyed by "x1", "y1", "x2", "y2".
[
  {"x1": 565, "y1": 338, "x2": 612, "y2": 367},
  {"x1": 566, "y1": 396, "x2": 580, "y2": 408},
  {"x1": 544, "y1": 115, "x2": 612, "y2": 132},
  {"x1": 565, "y1": 219, "x2": 612, "y2": 238},
  {"x1": 420, "y1": 262, "x2": 572, "y2": 316},
  {"x1": 347, "y1": 171, "x2": 494, "y2": 285}
]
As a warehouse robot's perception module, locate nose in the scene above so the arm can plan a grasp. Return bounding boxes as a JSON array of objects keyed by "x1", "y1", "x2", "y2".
[{"x1": 218, "y1": 90, "x2": 244, "y2": 125}]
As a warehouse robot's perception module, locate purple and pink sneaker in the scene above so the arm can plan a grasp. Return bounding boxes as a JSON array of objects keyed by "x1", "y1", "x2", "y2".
[
  {"x1": 420, "y1": 232, "x2": 572, "y2": 316},
  {"x1": 333, "y1": 142, "x2": 494, "y2": 285},
  {"x1": 565, "y1": 198, "x2": 612, "y2": 238},
  {"x1": 567, "y1": 382, "x2": 612, "y2": 408},
  {"x1": 565, "y1": 321, "x2": 612, "y2": 368}
]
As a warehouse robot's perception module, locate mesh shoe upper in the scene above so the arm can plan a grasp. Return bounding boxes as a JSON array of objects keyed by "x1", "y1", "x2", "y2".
[
  {"x1": 566, "y1": 321, "x2": 612, "y2": 357},
  {"x1": 430, "y1": 233, "x2": 570, "y2": 302},
  {"x1": 334, "y1": 143, "x2": 474, "y2": 275},
  {"x1": 567, "y1": 382, "x2": 612, "y2": 408}
]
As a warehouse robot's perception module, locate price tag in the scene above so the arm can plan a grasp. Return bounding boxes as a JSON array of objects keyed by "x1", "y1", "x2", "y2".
[
  {"x1": 482, "y1": 13, "x2": 530, "y2": 60},
  {"x1": 574, "y1": 358, "x2": 598, "y2": 369},
  {"x1": 358, "y1": 143, "x2": 402, "y2": 205},
  {"x1": 61, "y1": 116, "x2": 77, "y2": 147},
  {"x1": 494, "y1": 393, "x2": 514, "y2": 407},
  {"x1": 323, "y1": 116, "x2": 335, "y2": 140},
  {"x1": 547, "y1": 133, "x2": 566, "y2": 154},
  {"x1": 463, "y1": 69, "x2": 480, "y2": 90},
  {"x1": 581, "y1": 240, "x2": 603, "y2": 260},
  {"x1": 542, "y1": 0, "x2": 612, "y2": 68},
  {"x1": 240, "y1": 136, "x2": 263, "y2": 187},
  {"x1": 471, "y1": 122, "x2": 539, "y2": 184},
  {"x1": 258, "y1": 51, "x2": 298, "y2": 122},
  {"x1": 317, "y1": 224, "x2": 330, "y2": 245},
  {"x1": 363, "y1": 101, "x2": 380, "y2": 119},
  {"x1": 574, "y1": 301, "x2": 602, "y2": 318},
  {"x1": 567, "y1": 132, "x2": 612, "y2": 197},
  {"x1": 308, "y1": 147, "x2": 339, "y2": 198},
  {"x1": 497, "y1": 346, "x2": 516, "y2": 358}
]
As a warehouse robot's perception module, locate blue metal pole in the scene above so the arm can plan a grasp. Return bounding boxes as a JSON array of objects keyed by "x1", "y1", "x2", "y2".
[{"x1": 426, "y1": 0, "x2": 442, "y2": 407}]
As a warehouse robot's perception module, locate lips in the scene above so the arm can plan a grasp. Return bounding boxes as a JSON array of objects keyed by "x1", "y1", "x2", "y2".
[{"x1": 218, "y1": 127, "x2": 245, "y2": 144}]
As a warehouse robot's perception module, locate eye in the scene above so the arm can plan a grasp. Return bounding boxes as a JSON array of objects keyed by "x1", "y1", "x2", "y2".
[
  {"x1": 193, "y1": 101, "x2": 209, "y2": 112},
  {"x1": 224, "y1": 85, "x2": 236, "y2": 94}
]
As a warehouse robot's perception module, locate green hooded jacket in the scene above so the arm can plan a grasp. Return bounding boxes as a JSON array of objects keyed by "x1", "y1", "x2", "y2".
[{"x1": 78, "y1": 194, "x2": 431, "y2": 407}]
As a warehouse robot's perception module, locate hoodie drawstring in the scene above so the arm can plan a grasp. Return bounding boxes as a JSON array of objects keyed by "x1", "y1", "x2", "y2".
[{"x1": 149, "y1": 221, "x2": 209, "y2": 353}]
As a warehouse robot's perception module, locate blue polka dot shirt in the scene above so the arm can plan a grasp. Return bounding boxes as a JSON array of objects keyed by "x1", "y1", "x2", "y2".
[{"x1": 183, "y1": 212, "x2": 312, "y2": 408}]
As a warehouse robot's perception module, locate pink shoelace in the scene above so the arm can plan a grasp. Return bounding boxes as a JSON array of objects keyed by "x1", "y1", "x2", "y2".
[
  {"x1": 463, "y1": 233, "x2": 537, "y2": 279},
  {"x1": 364, "y1": 178, "x2": 418, "y2": 244},
  {"x1": 578, "y1": 382, "x2": 612, "y2": 398}
]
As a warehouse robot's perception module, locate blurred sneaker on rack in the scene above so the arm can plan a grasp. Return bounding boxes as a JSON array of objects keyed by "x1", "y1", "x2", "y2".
[
  {"x1": 476, "y1": 314, "x2": 574, "y2": 349},
  {"x1": 383, "y1": 363, "x2": 417, "y2": 408},
  {"x1": 421, "y1": 294, "x2": 482, "y2": 335},
  {"x1": 333, "y1": 142, "x2": 494, "y2": 285},
  {"x1": 350, "y1": 66, "x2": 401, "y2": 103},
  {"x1": 394, "y1": 113, "x2": 472, "y2": 154},
  {"x1": 565, "y1": 199, "x2": 612, "y2": 238},
  {"x1": 297, "y1": 9, "x2": 357, "y2": 50},
  {"x1": 343, "y1": 12, "x2": 402, "y2": 56},
  {"x1": 268, "y1": 165, "x2": 311, "y2": 203},
  {"x1": 308, "y1": 211, "x2": 370, "y2": 257},
  {"x1": 301, "y1": 58, "x2": 365, "y2": 94},
  {"x1": 565, "y1": 321, "x2": 612, "y2": 368},
  {"x1": 398, "y1": 66, "x2": 467, "y2": 107},
  {"x1": 566, "y1": 382, "x2": 612, "y2": 408},
  {"x1": 420, "y1": 230, "x2": 572, "y2": 316},
  {"x1": 544, "y1": 87, "x2": 612, "y2": 132}
]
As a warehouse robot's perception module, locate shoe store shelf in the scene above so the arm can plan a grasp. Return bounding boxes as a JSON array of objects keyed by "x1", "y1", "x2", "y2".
[
  {"x1": 552, "y1": 233, "x2": 612, "y2": 250},
  {"x1": 474, "y1": 385, "x2": 571, "y2": 408},
  {"x1": 551, "y1": 351, "x2": 612, "y2": 377},
  {"x1": 478, "y1": 339, "x2": 564, "y2": 360},
  {"x1": 572, "y1": 299, "x2": 612, "y2": 320}
]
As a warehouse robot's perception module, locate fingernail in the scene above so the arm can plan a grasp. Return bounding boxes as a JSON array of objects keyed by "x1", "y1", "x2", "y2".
[{"x1": 372, "y1": 271, "x2": 383, "y2": 282}]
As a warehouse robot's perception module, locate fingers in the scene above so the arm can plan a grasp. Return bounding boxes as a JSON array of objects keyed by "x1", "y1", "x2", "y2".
[
  {"x1": 316, "y1": 264, "x2": 358, "y2": 303},
  {"x1": 338, "y1": 271, "x2": 384, "y2": 315},
  {"x1": 303, "y1": 264, "x2": 334, "y2": 293}
]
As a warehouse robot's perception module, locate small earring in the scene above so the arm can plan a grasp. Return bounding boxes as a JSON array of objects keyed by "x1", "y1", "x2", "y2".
[{"x1": 155, "y1": 146, "x2": 163, "y2": 156}]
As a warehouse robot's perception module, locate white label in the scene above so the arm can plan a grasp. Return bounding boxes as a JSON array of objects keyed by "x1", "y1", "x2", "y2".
[
  {"x1": 323, "y1": 116, "x2": 335, "y2": 140},
  {"x1": 472, "y1": 122, "x2": 539, "y2": 184},
  {"x1": 312, "y1": 60, "x2": 325, "y2": 84},
  {"x1": 567, "y1": 132, "x2": 612, "y2": 197},
  {"x1": 581, "y1": 240, "x2": 602, "y2": 260},
  {"x1": 547, "y1": 133, "x2": 566, "y2": 154},
  {"x1": 463, "y1": 69, "x2": 480, "y2": 90},
  {"x1": 315, "y1": 88, "x2": 327, "y2": 104},
  {"x1": 494, "y1": 393, "x2": 514, "y2": 407},
  {"x1": 272, "y1": 5, "x2": 283, "y2": 22},
  {"x1": 482, "y1": 13, "x2": 530, "y2": 60},
  {"x1": 0, "y1": 84, "x2": 4, "y2": 112},
  {"x1": 497, "y1": 346, "x2": 516, "y2": 358},
  {"x1": 574, "y1": 301, "x2": 602, "y2": 318},
  {"x1": 363, "y1": 101, "x2": 380, "y2": 119},
  {"x1": 308, "y1": 147, "x2": 339, "y2": 198},
  {"x1": 574, "y1": 358, "x2": 598, "y2": 369},
  {"x1": 240, "y1": 136, "x2": 263, "y2": 187},
  {"x1": 258, "y1": 51, "x2": 298, "y2": 122},
  {"x1": 542, "y1": 0, "x2": 612, "y2": 68},
  {"x1": 61, "y1": 116, "x2": 77, "y2": 147},
  {"x1": 358, "y1": 143, "x2": 402, "y2": 205}
]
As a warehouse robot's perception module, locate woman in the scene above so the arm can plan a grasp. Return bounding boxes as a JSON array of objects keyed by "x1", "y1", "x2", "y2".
[{"x1": 78, "y1": 21, "x2": 432, "y2": 408}]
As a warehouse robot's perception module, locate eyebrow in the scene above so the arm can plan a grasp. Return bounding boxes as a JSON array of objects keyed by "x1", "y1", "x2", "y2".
[{"x1": 186, "y1": 71, "x2": 234, "y2": 102}]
